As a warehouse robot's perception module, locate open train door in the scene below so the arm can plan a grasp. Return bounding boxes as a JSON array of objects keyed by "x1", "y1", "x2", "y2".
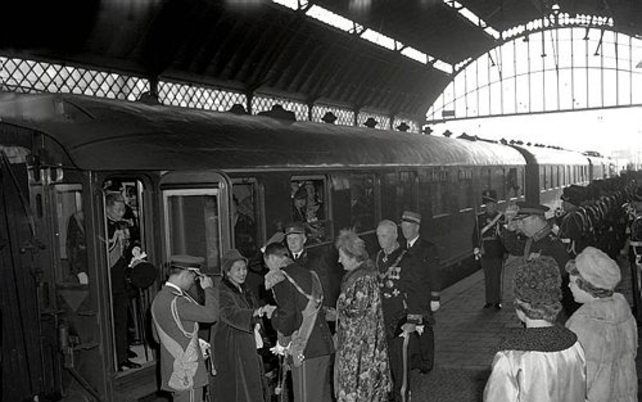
[{"x1": 0, "y1": 146, "x2": 61, "y2": 400}]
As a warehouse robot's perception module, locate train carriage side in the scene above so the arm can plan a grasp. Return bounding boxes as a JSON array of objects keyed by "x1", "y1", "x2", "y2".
[
  {"x1": 0, "y1": 92, "x2": 526, "y2": 401},
  {"x1": 510, "y1": 145, "x2": 591, "y2": 213}
]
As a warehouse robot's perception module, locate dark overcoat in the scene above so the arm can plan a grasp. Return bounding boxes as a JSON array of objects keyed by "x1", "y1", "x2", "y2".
[{"x1": 214, "y1": 279, "x2": 268, "y2": 402}]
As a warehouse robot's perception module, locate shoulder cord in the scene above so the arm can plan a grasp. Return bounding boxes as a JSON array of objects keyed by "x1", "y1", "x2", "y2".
[
  {"x1": 171, "y1": 296, "x2": 199, "y2": 339},
  {"x1": 281, "y1": 270, "x2": 322, "y2": 304}
]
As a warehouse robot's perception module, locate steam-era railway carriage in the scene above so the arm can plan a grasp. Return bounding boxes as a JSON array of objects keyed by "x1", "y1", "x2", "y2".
[{"x1": 0, "y1": 92, "x2": 604, "y2": 401}]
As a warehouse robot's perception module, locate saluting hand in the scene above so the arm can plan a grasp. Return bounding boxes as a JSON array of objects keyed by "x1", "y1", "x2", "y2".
[{"x1": 199, "y1": 276, "x2": 213, "y2": 289}]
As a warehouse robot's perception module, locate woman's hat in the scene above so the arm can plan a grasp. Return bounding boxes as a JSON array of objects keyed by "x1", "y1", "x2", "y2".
[
  {"x1": 514, "y1": 255, "x2": 561, "y2": 305},
  {"x1": 222, "y1": 249, "x2": 248, "y2": 272},
  {"x1": 573, "y1": 246, "x2": 621, "y2": 290}
]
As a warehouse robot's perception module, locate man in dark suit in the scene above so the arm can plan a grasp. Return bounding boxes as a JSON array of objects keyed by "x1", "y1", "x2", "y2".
[
  {"x1": 284, "y1": 222, "x2": 342, "y2": 312},
  {"x1": 473, "y1": 189, "x2": 506, "y2": 310},
  {"x1": 399, "y1": 211, "x2": 441, "y2": 375},
  {"x1": 264, "y1": 243, "x2": 334, "y2": 402},
  {"x1": 150, "y1": 255, "x2": 218, "y2": 402}
]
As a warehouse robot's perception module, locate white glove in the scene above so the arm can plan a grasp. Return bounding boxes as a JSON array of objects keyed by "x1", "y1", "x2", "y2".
[
  {"x1": 430, "y1": 300, "x2": 440, "y2": 312},
  {"x1": 198, "y1": 338, "x2": 211, "y2": 358},
  {"x1": 270, "y1": 342, "x2": 289, "y2": 356}
]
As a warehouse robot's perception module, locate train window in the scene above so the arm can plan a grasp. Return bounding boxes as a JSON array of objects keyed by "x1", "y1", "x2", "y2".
[
  {"x1": 457, "y1": 168, "x2": 473, "y2": 210},
  {"x1": 540, "y1": 166, "x2": 547, "y2": 189},
  {"x1": 348, "y1": 173, "x2": 376, "y2": 233},
  {"x1": 103, "y1": 178, "x2": 153, "y2": 372},
  {"x1": 551, "y1": 166, "x2": 557, "y2": 188},
  {"x1": 431, "y1": 169, "x2": 452, "y2": 217},
  {"x1": 506, "y1": 168, "x2": 520, "y2": 198},
  {"x1": 381, "y1": 171, "x2": 418, "y2": 220},
  {"x1": 55, "y1": 184, "x2": 87, "y2": 284},
  {"x1": 290, "y1": 177, "x2": 330, "y2": 244},
  {"x1": 399, "y1": 171, "x2": 418, "y2": 213},
  {"x1": 491, "y1": 167, "x2": 505, "y2": 201},
  {"x1": 232, "y1": 179, "x2": 261, "y2": 259}
]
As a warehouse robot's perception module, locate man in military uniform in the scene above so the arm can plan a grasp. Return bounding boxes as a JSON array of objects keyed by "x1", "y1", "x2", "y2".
[
  {"x1": 284, "y1": 222, "x2": 341, "y2": 313},
  {"x1": 375, "y1": 219, "x2": 410, "y2": 401},
  {"x1": 398, "y1": 211, "x2": 441, "y2": 376},
  {"x1": 502, "y1": 202, "x2": 577, "y2": 319},
  {"x1": 151, "y1": 255, "x2": 218, "y2": 402},
  {"x1": 558, "y1": 185, "x2": 589, "y2": 257},
  {"x1": 264, "y1": 242, "x2": 334, "y2": 402},
  {"x1": 473, "y1": 189, "x2": 505, "y2": 310}
]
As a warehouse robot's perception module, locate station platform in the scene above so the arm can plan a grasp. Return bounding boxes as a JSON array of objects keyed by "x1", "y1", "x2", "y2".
[{"x1": 411, "y1": 254, "x2": 642, "y2": 401}]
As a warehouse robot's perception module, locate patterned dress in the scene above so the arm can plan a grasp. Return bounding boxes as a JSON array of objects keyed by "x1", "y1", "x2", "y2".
[{"x1": 335, "y1": 261, "x2": 391, "y2": 402}]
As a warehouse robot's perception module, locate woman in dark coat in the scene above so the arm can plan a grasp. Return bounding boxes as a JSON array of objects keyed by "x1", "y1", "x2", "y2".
[{"x1": 214, "y1": 249, "x2": 275, "y2": 402}]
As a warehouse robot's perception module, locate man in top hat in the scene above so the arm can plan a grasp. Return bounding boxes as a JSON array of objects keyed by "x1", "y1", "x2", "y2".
[
  {"x1": 502, "y1": 201, "x2": 577, "y2": 319},
  {"x1": 151, "y1": 255, "x2": 218, "y2": 402},
  {"x1": 284, "y1": 221, "x2": 341, "y2": 312},
  {"x1": 398, "y1": 211, "x2": 441, "y2": 376},
  {"x1": 473, "y1": 189, "x2": 506, "y2": 310}
]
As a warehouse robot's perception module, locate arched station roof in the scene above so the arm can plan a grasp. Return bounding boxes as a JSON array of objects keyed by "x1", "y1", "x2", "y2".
[
  {"x1": 0, "y1": 92, "x2": 525, "y2": 171},
  {"x1": 1, "y1": 0, "x2": 641, "y2": 120}
]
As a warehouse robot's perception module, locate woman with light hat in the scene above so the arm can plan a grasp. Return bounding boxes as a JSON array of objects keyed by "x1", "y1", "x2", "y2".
[
  {"x1": 565, "y1": 247, "x2": 638, "y2": 401},
  {"x1": 214, "y1": 249, "x2": 276, "y2": 402}
]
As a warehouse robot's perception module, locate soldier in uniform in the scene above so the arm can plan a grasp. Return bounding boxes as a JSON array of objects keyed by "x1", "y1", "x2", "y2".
[
  {"x1": 375, "y1": 219, "x2": 410, "y2": 401},
  {"x1": 151, "y1": 255, "x2": 218, "y2": 402},
  {"x1": 502, "y1": 202, "x2": 577, "y2": 320},
  {"x1": 284, "y1": 222, "x2": 342, "y2": 314},
  {"x1": 263, "y1": 242, "x2": 334, "y2": 402},
  {"x1": 398, "y1": 211, "x2": 441, "y2": 376},
  {"x1": 473, "y1": 189, "x2": 505, "y2": 310}
]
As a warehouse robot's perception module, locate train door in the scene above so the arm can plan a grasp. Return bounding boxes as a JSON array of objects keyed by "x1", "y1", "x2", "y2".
[
  {"x1": 160, "y1": 171, "x2": 232, "y2": 276},
  {"x1": 98, "y1": 175, "x2": 159, "y2": 401},
  {"x1": 47, "y1": 171, "x2": 108, "y2": 400},
  {"x1": 1, "y1": 147, "x2": 62, "y2": 400}
]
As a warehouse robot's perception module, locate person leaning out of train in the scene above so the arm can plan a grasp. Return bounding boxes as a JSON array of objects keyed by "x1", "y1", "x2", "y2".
[
  {"x1": 399, "y1": 211, "x2": 441, "y2": 374},
  {"x1": 333, "y1": 229, "x2": 391, "y2": 402},
  {"x1": 214, "y1": 249, "x2": 276, "y2": 402},
  {"x1": 483, "y1": 256, "x2": 586, "y2": 402},
  {"x1": 150, "y1": 255, "x2": 219, "y2": 402},
  {"x1": 565, "y1": 247, "x2": 638, "y2": 401},
  {"x1": 263, "y1": 242, "x2": 334, "y2": 402}
]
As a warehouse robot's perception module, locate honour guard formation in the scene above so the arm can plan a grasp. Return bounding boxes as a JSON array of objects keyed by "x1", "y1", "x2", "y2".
[{"x1": 3, "y1": 1, "x2": 642, "y2": 401}]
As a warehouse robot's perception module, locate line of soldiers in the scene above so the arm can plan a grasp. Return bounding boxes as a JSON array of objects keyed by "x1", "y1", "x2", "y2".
[
  {"x1": 474, "y1": 173, "x2": 642, "y2": 322},
  {"x1": 150, "y1": 210, "x2": 441, "y2": 402}
]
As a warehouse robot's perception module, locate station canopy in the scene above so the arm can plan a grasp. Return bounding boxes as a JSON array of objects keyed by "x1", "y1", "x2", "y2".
[{"x1": 1, "y1": 0, "x2": 641, "y2": 121}]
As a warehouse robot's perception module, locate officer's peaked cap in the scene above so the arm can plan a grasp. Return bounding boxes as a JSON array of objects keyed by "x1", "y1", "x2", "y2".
[{"x1": 401, "y1": 211, "x2": 422, "y2": 224}]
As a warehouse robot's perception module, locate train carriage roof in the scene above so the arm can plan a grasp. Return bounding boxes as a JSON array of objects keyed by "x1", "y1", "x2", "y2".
[
  {"x1": 0, "y1": 93, "x2": 525, "y2": 171},
  {"x1": 510, "y1": 144, "x2": 589, "y2": 166}
]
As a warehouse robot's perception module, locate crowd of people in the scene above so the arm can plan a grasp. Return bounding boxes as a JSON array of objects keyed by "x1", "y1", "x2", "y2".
[
  {"x1": 151, "y1": 208, "x2": 441, "y2": 402},
  {"x1": 149, "y1": 173, "x2": 641, "y2": 402}
]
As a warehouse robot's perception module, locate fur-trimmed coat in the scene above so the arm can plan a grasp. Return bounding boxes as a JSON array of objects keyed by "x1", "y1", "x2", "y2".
[{"x1": 566, "y1": 293, "x2": 638, "y2": 402}]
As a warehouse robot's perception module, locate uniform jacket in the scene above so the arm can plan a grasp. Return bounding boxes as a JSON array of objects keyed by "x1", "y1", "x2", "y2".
[
  {"x1": 472, "y1": 212, "x2": 505, "y2": 259},
  {"x1": 214, "y1": 279, "x2": 268, "y2": 402},
  {"x1": 399, "y1": 237, "x2": 441, "y2": 325},
  {"x1": 151, "y1": 283, "x2": 218, "y2": 392},
  {"x1": 294, "y1": 247, "x2": 343, "y2": 309},
  {"x1": 484, "y1": 325, "x2": 586, "y2": 402},
  {"x1": 502, "y1": 228, "x2": 570, "y2": 272},
  {"x1": 375, "y1": 246, "x2": 407, "y2": 338},
  {"x1": 566, "y1": 293, "x2": 638, "y2": 402},
  {"x1": 270, "y1": 262, "x2": 334, "y2": 359}
]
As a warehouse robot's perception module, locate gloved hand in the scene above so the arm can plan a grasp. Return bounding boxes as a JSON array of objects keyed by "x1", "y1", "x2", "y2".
[
  {"x1": 400, "y1": 323, "x2": 417, "y2": 337},
  {"x1": 270, "y1": 342, "x2": 289, "y2": 356}
]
